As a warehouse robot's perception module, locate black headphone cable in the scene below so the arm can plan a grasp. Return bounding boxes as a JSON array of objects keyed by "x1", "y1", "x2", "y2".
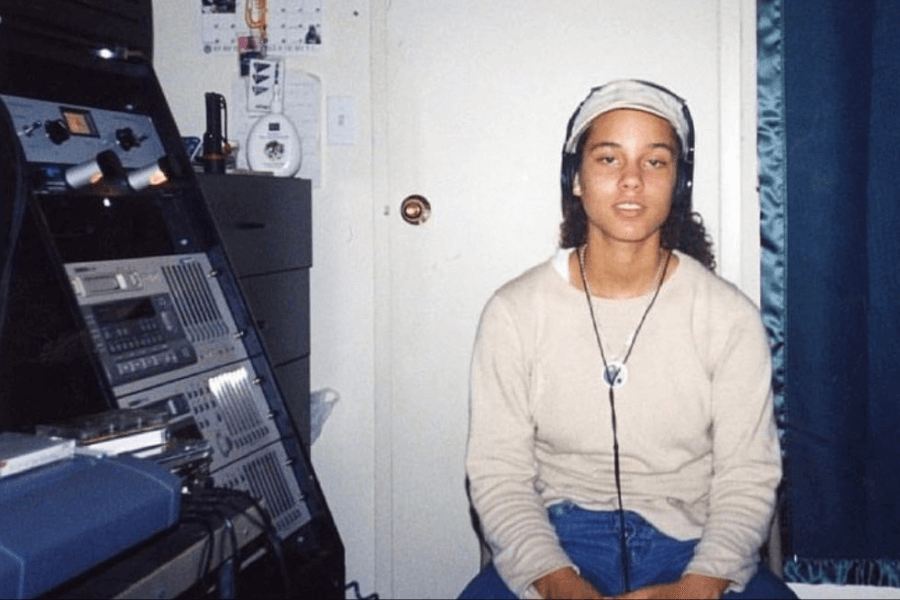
[{"x1": 578, "y1": 247, "x2": 671, "y2": 593}]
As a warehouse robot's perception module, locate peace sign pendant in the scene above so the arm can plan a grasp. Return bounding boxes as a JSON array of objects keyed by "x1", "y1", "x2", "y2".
[{"x1": 603, "y1": 361, "x2": 628, "y2": 389}]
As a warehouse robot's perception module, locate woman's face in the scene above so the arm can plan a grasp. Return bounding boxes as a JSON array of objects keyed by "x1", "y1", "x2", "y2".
[{"x1": 574, "y1": 108, "x2": 678, "y2": 248}]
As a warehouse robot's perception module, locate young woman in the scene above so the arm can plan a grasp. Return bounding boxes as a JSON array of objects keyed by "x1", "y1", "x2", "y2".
[{"x1": 459, "y1": 80, "x2": 795, "y2": 599}]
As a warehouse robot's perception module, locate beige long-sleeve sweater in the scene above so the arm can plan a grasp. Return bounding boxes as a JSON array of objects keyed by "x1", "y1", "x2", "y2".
[{"x1": 466, "y1": 249, "x2": 781, "y2": 598}]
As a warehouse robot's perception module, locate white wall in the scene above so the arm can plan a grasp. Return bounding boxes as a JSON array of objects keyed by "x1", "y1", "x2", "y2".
[{"x1": 152, "y1": 2, "x2": 379, "y2": 595}]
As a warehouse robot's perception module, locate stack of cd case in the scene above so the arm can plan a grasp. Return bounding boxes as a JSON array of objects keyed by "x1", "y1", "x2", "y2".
[
  {"x1": 0, "y1": 433, "x2": 76, "y2": 478},
  {"x1": 36, "y1": 408, "x2": 214, "y2": 490},
  {"x1": 36, "y1": 407, "x2": 171, "y2": 457}
]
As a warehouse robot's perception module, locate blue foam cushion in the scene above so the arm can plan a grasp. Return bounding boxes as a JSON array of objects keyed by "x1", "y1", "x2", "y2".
[{"x1": 0, "y1": 453, "x2": 180, "y2": 598}]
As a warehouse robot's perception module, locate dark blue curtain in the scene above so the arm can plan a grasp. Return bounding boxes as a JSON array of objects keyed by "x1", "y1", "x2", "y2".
[{"x1": 758, "y1": 0, "x2": 900, "y2": 587}]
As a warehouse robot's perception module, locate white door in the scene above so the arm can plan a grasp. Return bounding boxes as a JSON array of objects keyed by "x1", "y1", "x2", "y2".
[{"x1": 373, "y1": 2, "x2": 749, "y2": 597}]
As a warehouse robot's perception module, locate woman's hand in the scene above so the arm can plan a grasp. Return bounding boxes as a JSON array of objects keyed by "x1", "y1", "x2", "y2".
[
  {"x1": 533, "y1": 567, "x2": 605, "y2": 599},
  {"x1": 616, "y1": 573, "x2": 730, "y2": 599}
]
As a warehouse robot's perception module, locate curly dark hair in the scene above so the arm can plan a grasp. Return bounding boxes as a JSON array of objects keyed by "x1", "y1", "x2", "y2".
[{"x1": 558, "y1": 122, "x2": 716, "y2": 271}]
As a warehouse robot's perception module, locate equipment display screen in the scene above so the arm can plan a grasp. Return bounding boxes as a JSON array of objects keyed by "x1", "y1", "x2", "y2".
[
  {"x1": 93, "y1": 298, "x2": 156, "y2": 324},
  {"x1": 61, "y1": 107, "x2": 98, "y2": 136}
]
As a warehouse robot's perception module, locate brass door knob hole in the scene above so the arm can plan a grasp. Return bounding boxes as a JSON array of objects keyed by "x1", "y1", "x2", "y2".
[{"x1": 400, "y1": 195, "x2": 431, "y2": 225}]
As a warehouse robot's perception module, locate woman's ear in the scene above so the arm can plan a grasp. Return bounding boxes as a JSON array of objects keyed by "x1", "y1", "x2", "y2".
[{"x1": 573, "y1": 173, "x2": 582, "y2": 197}]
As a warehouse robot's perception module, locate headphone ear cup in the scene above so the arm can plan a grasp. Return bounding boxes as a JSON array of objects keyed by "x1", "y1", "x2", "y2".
[
  {"x1": 675, "y1": 155, "x2": 693, "y2": 201},
  {"x1": 561, "y1": 152, "x2": 579, "y2": 197}
]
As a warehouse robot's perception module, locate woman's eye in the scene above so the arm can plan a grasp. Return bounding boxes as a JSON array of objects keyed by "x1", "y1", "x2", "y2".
[
  {"x1": 598, "y1": 155, "x2": 617, "y2": 165},
  {"x1": 646, "y1": 158, "x2": 668, "y2": 168}
]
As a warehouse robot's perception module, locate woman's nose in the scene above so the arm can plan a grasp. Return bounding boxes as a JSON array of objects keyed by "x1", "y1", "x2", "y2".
[{"x1": 619, "y1": 162, "x2": 643, "y2": 189}]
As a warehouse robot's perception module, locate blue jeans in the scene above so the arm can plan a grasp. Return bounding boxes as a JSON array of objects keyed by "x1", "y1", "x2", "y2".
[{"x1": 459, "y1": 503, "x2": 797, "y2": 599}]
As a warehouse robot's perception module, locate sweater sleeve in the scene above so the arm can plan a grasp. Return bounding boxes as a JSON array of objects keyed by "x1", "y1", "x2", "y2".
[
  {"x1": 466, "y1": 293, "x2": 575, "y2": 598},
  {"x1": 683, "y1": 297, "x2": 782, "y2": 591}
]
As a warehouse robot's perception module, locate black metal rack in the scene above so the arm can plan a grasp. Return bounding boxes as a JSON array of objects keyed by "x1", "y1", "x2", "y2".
[{"x1": 0, "y1": 1, "x2": 343, "y2": 596}]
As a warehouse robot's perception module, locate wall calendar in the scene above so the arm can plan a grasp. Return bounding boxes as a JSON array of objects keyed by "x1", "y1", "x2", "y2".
[{"x1": 200, "y1": 0, "x2": 323, "y2": 55}]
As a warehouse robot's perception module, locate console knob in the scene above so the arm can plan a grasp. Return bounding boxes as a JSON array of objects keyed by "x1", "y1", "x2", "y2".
[
  {"x1": 116, "y1": 127, "x2": 145, "y2": 151},
  {"x1": 45, "y1": 119, "x2": 69, "y2": 145}
]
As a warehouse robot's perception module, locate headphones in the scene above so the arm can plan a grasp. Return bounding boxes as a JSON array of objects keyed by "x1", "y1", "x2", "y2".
[{"x1": 560, "y1": 79, "x2": 695, "y2": 213}]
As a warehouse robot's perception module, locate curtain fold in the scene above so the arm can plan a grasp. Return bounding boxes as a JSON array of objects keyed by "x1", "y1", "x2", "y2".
[
  {"x1": 758, "y1": 0, "x2": 900, "y2": 587},
  {"x1": 756, "y1": 0, "x2": 787, "y2": 459}
]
